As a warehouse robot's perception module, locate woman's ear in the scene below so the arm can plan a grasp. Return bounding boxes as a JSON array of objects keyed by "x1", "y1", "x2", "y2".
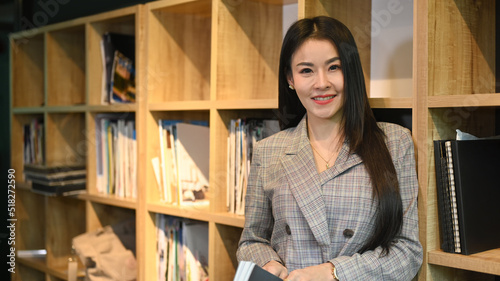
[{"x1": 287, "y1": 74, "x2": 294, "y2": 90}]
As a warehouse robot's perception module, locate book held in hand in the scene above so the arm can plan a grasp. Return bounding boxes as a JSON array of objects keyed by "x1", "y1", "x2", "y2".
[{"x1": 233, "y1": 261, "x2": 282, "y2": 281}]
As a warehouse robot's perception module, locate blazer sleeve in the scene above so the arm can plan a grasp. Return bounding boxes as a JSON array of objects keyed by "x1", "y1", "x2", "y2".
[
  {"x1": 236, "y1": 141, "x2": 283, "y2": 267},
  {"x1": 330, "y1": 128, "x2": 423, "y2": 281}
]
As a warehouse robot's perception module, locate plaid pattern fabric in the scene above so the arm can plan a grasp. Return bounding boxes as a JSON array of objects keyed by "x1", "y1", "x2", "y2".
[{"x1": 237, "y1": 116, "x2": 423, "y2": 280}]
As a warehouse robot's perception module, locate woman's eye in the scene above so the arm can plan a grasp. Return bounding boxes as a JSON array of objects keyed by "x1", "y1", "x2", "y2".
[
  {"x1": 299, "y1": 68, "x2": 312, "y2": 74},
  {"x1": 329, "y1": 64, "x2": 341, "y2": 71}
]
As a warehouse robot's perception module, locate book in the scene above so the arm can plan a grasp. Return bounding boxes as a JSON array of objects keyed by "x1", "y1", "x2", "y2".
[
  {"x1": 233, "y1": 261, "x2": 282, "y2": 281},
  {"x1": 100, "y1": 32, "x2": 135, "y2": 104},
  {"x1": 110, "y1": 50, "x2": 136, "y2": 103},
  {"x1": 434, "y1": 138, "x2": 500, "y2": 255},
  {"x1": 24, "y1": 163, "x2": 87, "y2": 196},
  {"x1": 175, "y1": 123, "x2": 209, "y2": 205}
]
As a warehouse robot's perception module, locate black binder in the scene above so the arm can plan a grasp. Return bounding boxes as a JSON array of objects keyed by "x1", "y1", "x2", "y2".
[
  {"x1": 434, "y1": 139, "x2": 500, "y2": 255},
  {"x1": 233, "y1": 261, "x2": 282, "y2": 281}
]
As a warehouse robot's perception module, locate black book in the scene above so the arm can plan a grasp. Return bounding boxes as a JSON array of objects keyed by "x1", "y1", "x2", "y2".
[
  {"x1": 433, "y1": 141, "x2": 455, "y2": 253},
  {"x1": 439, "y1": 139, "x2": 500, "y2": 255},
  {"x1": 233, "y1": 261, "x2": 282, "y2": 281}
]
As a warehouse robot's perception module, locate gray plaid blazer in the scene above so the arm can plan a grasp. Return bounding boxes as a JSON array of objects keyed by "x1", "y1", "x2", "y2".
[{"x1": 237, "y1": 116, "x2": 422, "y2": 280}]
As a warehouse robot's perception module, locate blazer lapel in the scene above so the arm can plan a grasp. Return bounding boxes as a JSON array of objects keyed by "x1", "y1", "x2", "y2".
[{"x1": 281, "y1": 117, "x2": 331, "y2": 247}]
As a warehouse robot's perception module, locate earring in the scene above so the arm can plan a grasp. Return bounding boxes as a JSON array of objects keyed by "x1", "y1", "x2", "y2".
[{"x1": 288, "y1": 85, "x2": 295, "y2": 90}]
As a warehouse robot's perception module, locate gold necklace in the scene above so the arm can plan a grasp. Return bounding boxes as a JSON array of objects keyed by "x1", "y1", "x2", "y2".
[{"x1": 310, "y1": 142, "x2": 335, "y2": 169}]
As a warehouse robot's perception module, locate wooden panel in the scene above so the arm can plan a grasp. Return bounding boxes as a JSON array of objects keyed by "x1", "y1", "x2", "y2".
[
  {"x1": 16, "y1": 189, "x2": 46, "y2": 251},
  {"x1": 46, "y1": 196, "x2": 85, "y2": 269},
  {"x1": 428, "y1": 0, "x2": 496, "y2": 96},
  {"x1": 86, "y1": 201, "x2": 136, "y2": 232},
  {"x1": 209, "y1": 223, "x2": 243, "y2": 281},
  {"x1": 46, "y1": 27, "x2": 86, "y2": 106},
  {"x1": 147, "y1": 0, "x2": 211, "y2": 102},
  {"x1": 429, "y1": 249, "x2": 500, "y2": 276},
  {"x1": 45, "y1": 113, "x2": 86, "y2": 166},
  {"x1": 11, "y1": 34, "x2": 45, "y2": 108},
  {"x1": 216, "y1": 0, "x2": 282, "y2": 100}
]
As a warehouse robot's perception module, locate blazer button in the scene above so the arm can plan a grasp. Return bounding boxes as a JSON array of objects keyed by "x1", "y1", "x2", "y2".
[
  {"x1": 285, "y1": 224, "x2": 291, "y2": 235},
  {"x1": 343, "y1": 229, "x2": 354, "y2": 238}
]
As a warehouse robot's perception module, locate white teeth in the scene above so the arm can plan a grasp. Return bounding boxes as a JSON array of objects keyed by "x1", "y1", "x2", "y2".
[{"x1": 313, "y1": 96, "x2": 334, "y2": 101}]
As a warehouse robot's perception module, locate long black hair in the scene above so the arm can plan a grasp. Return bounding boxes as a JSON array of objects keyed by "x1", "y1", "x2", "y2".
[{"x1": 278, "y1": 16, "x2": 403, "y2": 256}]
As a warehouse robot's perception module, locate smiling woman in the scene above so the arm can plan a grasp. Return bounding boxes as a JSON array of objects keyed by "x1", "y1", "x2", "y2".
[{"x1": 236, "y1": 16, "x2": 423, "y2": 281}]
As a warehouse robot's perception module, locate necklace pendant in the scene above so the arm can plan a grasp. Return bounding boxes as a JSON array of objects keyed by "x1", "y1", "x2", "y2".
[{"x1": 326, "y1": 163, "x2": 330, "y2": 169}]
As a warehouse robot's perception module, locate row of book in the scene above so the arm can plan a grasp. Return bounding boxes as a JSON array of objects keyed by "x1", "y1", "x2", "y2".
[
  {"x1": 156, "y1": 215, "x2": 209, "y2": 281},
  {"x1": 152, "y1": 120, "x2": 209, "y2": 205},
  {"x1": 100, "y1": 32, "x2": 136, "y2": 104},
  {"x1": 434, "y1": 133, "x2": 500, "y2": 255},
  {"x1": 24, "y1": 118, "x2": 44, "y2": 165},
  {"x1": 95, "y1": 114, "x2": 137, "y2": 198},
  {"x1": 227, "y1": 119, "x2": 279, "y2": 215}
]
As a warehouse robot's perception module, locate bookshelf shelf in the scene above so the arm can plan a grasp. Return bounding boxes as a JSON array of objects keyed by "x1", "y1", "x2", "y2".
[
  {"x1": 369, "y1": 97, "x2": 413, "y2": 109},
  {"x1": 79, "y1": 193, "x2": 138, "y2": 210},
  {"x1": 148, "y1": 100, "x2": 212, "y2": 111},
  {"x1": 147, "y1": 202, "x2": 211, "y2": 222},
  {"x1": 428, "y1": 94, "x2": 500, "y2": 108},
  {"x1": 428, "y1": 249, "x2": 500, "y2": 276}
]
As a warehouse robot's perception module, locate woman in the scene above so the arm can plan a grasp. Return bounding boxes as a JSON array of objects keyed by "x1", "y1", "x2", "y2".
[{"x1": 236, "y1": 16, "x2": 422, "y2": 280}]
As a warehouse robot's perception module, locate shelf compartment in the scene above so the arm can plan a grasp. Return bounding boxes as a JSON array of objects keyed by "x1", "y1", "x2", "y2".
[
  {"x1": 146, "y1": 0, "x2": 212, "y2": 103},
  {"x1": 46, "y1": 25, "x2": 86, "y2": 106},
  {"x1": 428, "y1": 249, "x2": 500, "y2": 276},
  {"x1": 86, "y1": 201, "x2": 136, "y2": 233},
  {"x1": 45, "y1": 196, "x2": 85, "y2": 270},
  {"x1": 146, "y1": 110, "x2": 210, "y2": 205},
  {"x1": 304, "y1": 0, "x2": 414, "y2": 99},
  {"x1": 87, "y1": 11, "x2": 138, "y2": 106},
  {"x1": 210, "y1": 223, "x2": 243, "y2": 281},
  {"x1": 428, "y1": 0, "x2": 496, "y2": 97},
  {"x1": 10, "y1": 33, "x2": 45, "y2": 108},
  {"x1": 210, "y1": 109, "x2": 278, "y2": 214},
  {"x1": 428, "y1": 107, "x2": 499, "y2": 141},
  {"x1": 45, "y1": 113, "x2": 86, "y2": 166},
  {"x1": 215, "y1": 0, "x2": 290, "y2": 101},
  {"x1": 11, "y1": 114, "x2": 45, "y2": 179},
  {"x1": 16, "y1": 189, "x2": 46, "y2": 253}
]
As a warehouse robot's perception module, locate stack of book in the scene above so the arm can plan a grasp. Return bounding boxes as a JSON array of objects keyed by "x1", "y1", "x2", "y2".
[
  {"x1": 24, "y1": 163, "x2": 86, "y2": 196},
  {"x1": 95, "y1": 114, "x2": 137, "y2": 198},
  {"x1": 434, "y1": 138, "x2": 500, "y2": 255}
]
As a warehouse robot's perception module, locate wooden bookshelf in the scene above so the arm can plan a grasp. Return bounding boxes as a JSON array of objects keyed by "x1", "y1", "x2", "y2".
[{"x1": 9, "y1": 0, "x2": 499, "y2": 280}]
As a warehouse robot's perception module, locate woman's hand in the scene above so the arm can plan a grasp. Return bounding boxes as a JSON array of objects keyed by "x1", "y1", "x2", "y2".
[
  {"x1": 263, "y1": 260, "x2": 288, "y2": 279},
  {"x1": 284, "y1": 263, "x2": 334, "y2": 281}
]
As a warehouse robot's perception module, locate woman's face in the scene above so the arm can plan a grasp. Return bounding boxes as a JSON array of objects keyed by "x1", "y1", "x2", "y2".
[{"x1": 288, "y1": 39, "x2": 344, "y2": 123}]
